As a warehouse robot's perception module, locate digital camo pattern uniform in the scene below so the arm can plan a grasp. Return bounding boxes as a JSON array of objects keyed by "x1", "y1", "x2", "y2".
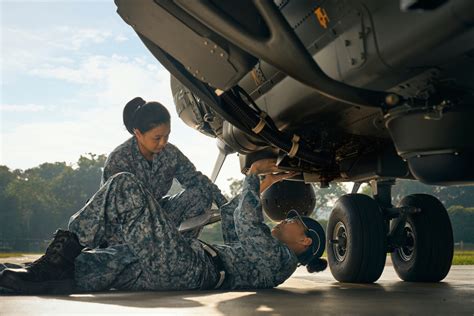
[
  {"x1": 68, "y1": 173, "x2": 297, "y2": 291},
  {"x1": 69, "y1": 172, "x2": 219, "y2": 291},
  {"x1": 102, "y1": 137, "x2": 227, "y2": 230},
  {"x1": 214, "y1": 174, "x2": 298, "y2": 289}
]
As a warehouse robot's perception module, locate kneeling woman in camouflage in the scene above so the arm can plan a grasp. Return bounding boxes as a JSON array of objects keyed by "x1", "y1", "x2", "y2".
[
  {"x1": 0, "y1": 160, "x2": 327, "y2": 293},
  {"x1": 104, "y1": 97, "x2": 227, "y2": 235}
]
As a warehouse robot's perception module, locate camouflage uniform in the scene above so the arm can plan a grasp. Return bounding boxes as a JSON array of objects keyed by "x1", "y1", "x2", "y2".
[
  {"x1": 68, "y1": 172, "x2": 297, "y2": 291},
  {"x1": 69, "y1": 172, "x2": 219, "y2": 291},
  {"x1": 102, "y1": 137, "x2": 227, "y2": 228},
  {"x1": 214, "y1": 174, "x2": 298, "y2": 289}
]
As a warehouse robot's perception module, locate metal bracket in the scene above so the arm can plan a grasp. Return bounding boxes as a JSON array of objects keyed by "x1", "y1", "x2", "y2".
[{"x1": 386, "y1": 206, "x2": 421, "y2": 250}]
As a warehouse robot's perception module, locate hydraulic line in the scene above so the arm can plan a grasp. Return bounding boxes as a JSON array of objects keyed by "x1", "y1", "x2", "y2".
[{"x1": 221, "y1": 90, "x2": 332, "y2": 166}]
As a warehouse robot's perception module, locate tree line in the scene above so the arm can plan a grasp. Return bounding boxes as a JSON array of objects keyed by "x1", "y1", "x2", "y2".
[
  {"x1": 0, "y1": 154, "x2": 106, "y2": 251},
  {"x1": 0, "y1": 154, "x2": 473, "y2": 251}
]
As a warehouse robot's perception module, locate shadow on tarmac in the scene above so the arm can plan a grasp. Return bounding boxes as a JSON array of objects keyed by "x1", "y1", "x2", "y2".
[{"x1": 1, "y1": 264, "x2": 471, "y2": 315}]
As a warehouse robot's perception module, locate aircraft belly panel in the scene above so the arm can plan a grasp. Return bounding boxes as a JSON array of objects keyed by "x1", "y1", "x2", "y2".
[{"x1": 253, "y1": 74, "x2": 388, "y2": 138}]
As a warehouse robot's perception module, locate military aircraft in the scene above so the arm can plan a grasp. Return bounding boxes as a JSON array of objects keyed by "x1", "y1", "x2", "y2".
[{"x1": 115, "y1": 0, "x2": 474, "y2": 283}]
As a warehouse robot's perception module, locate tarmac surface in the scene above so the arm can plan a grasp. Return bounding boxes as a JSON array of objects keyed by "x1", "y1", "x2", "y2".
[{"x1": 0, "y1": 255, "x2": 473, "y2": 315}]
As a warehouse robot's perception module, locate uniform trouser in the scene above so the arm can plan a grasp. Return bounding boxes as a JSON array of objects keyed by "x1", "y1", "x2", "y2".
[
  {"x1": 68, "y1": 172, "x2": 218, "y2": 292},
  {"x1": 159, "y1": 184, "x2": 213, "y2": 239}
]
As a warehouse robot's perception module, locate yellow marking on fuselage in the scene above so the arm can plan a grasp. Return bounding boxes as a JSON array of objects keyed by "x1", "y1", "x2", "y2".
[{"x1": 314, "y1": 7, "x2": 330, "y2": 29}]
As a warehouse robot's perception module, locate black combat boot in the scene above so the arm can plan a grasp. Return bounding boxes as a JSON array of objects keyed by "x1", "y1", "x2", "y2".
[{"x1": 0, "y1": 229, "x2": 84, "y2": 294}]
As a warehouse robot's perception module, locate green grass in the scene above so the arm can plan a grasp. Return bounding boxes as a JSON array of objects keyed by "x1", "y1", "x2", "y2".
[
  {"x1": 452, "y1": 250, "x2": 474, "y2": 265},
  {"x1": 328, "y1": 250, "x2": 474, "y2": 265}
]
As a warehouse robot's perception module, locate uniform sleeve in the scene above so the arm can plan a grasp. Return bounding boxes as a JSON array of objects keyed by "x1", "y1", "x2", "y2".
[
  {"x1": 174, "y1": 148, "x2": 228, "y2": 207},
  {"x1": 101, "y1": 153, "x2": 128, "y2": 187},
  {"x1": 233, "y1": 175, "x2": 281, "y2": 251},
  {"x1": 234, "y1": 175, "x2": 298, "y2": 286},
  {"x1": 219, "y1": 194, "x2": 241, "y2": 244}
]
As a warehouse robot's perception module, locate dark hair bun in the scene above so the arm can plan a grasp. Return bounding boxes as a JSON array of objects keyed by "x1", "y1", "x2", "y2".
[
  {"x1": 306, "y1": 257, "x2": 328, "y2": 273},
  {"x1": 123, "y1": 97, "x2": 146, "y2": 134}
]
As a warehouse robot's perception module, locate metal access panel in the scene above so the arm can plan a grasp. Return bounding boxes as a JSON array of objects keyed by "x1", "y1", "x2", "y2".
[{"x1": 115, "y1": 0, "x2": 257, "y2": 90}]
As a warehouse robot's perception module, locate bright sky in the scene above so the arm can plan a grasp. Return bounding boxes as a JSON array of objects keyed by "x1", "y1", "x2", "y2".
[{"x1": 0, "y1": 0, "x2": 243, "y2": 192}]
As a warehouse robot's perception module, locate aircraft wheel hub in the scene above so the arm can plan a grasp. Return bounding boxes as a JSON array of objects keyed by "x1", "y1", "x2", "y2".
[
  {"x1": 332, "y1": 221, "x2": 348, "y2": 262},
  {"x1": 398, "y1": 222, "x2": 415, "y2": 262}
]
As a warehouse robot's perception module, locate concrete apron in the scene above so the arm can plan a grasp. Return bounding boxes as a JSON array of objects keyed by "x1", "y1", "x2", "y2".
[{"x1": 1, "y1": 257, "x2": 473, "y2": 315}]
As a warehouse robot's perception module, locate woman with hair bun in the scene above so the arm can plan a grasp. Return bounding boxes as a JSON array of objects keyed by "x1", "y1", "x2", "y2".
[{"x1": 102, "y1": 97, "x2": 227, "y2": 233}]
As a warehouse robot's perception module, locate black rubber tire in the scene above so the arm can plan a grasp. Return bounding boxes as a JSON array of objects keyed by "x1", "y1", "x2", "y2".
[
  {"x1": 391, "y1": 194, "x2": 453, "y2": 282},
  {"x1": 327, "y1": 194, "x2": 387, "y2": 283}
]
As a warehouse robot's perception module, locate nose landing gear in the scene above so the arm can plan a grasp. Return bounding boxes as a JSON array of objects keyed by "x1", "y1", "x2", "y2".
[{"x1": 326, "y1": 181, "x2": 454, "y2": 283}]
